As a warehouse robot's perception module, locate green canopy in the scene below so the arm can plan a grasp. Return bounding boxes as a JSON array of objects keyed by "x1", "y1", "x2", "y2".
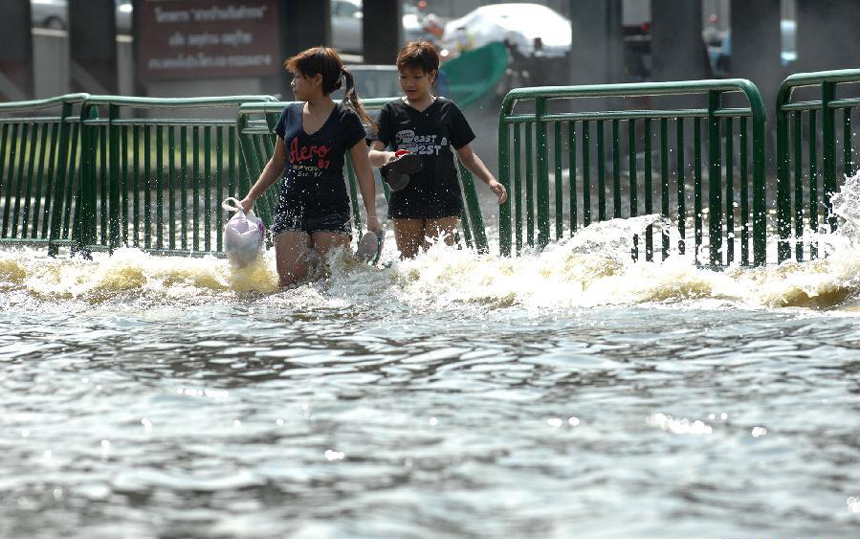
[{"x1": 440, "y1": 42, "x2": 509, "y2": 109}]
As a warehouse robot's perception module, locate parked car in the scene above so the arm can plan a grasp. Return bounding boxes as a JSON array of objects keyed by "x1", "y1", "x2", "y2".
[
  {"x1": 440, "y1": 3, "x2": 572, "y2": 58},
  {"x1": 30, "y1": 0, "x2": 132, "y2": 33}
]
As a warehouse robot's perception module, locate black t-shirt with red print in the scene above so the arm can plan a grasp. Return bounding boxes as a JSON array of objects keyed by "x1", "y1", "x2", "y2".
[{"x1": 273, "y1": 102, "x2": 366, "y2": 216}]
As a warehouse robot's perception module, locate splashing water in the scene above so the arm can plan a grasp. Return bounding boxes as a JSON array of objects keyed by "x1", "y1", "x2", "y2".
[{"x1": 5, "y1": 180, "x2": 860, "y2": 312}]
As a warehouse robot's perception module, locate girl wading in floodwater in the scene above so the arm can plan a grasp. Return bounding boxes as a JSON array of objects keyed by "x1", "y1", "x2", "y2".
[{"x1": 240, "y1": 47, "x2": 382, "y2": 287}]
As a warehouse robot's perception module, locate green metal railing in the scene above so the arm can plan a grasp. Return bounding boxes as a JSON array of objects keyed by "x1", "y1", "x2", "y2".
[
  {"x1": 236, "y1": 97, "x2": 488, "y2": 252},
  {"x1": 776, "y1": 69, "x2": 860, "y2": 263},
  {"x1": 76, "y1": 95, "x2": 276, "y2": 256},
  {"x1": 498, "y1": 80, "x2": 768, "y2": 266},
  {"x1": 0, "y1": 93, "x2": 88, "y2": 255}
]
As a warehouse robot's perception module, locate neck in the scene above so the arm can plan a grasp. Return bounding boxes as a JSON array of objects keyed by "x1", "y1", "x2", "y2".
[
  {"x1": 407, "y1": 92, "x2": 435, "y2": 110},
  {"x1": 306, "y1": 94, "x2": 332, "y2": 111}
]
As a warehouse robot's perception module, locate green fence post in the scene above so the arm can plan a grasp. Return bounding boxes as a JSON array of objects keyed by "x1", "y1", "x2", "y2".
[
  {"x1": 707, "y1": 90, "x2": 723, "y2": 266},
  {"x1": 822, "y1": 81, "x2": 837, "y2": 233}
]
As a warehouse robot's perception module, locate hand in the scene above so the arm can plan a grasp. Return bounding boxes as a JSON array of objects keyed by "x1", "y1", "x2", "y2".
[
  {"x1": 239, "y1": 197, "x2": 253, "y2": 214},
  {"x1": 366, "y1": 215, "x2": 383, "y2": 235},
  {"x1": 488, "y1": 180, "x2": 508, "y2": 204}
]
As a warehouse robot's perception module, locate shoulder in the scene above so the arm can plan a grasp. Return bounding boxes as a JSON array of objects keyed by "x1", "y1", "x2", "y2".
[
  {"x1": 335, "y1": 103, "x2": 361, "y2": 121},
  {"x1": 436, "y1": 96, "x2": 463, "y2": 114},
  {"x1": 381, "y1": 98, "x2": 406, "y2": 113}
]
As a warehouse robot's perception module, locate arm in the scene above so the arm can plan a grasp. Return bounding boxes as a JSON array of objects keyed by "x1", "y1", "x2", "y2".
[
  {"x1": 350, "y1": 140, "x2": 382, "y2": 234},
  {"x1": 368, "y1": 140, "x2": 395, "y2": 168},
  {"x1": 455, "y1": 144, "x2": 508, "y2": 204},
  {"x1": 240, "y1": 136, "x2": 286, "y2": 213}
]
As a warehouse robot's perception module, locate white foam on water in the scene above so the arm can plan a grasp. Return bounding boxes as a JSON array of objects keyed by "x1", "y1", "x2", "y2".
[{"x1": 5, "y1": 173, "x2": 860, "y2": 312}]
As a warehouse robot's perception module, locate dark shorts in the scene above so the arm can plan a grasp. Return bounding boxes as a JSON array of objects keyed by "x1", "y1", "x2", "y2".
[
  {"x1": 387, "y1": 188, "x2": 462, "y2": 220},
  {"x1": 271, "y1": 209, "x2": 352, "y2": 236}
]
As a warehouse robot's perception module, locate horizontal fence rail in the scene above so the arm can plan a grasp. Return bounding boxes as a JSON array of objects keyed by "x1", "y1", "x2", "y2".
[
  {"x1": 776, "y1": 69, "x2": 860, "y2": 263},
  {"x1": 498, "y1": 80, "x2": 768, "y2": 266},
  {"x1": 236, "y1": 97, "x2": 488, "y2": 252},
  {"x1": 0, "y1": 93, "x2": 89, "y2": 255}
]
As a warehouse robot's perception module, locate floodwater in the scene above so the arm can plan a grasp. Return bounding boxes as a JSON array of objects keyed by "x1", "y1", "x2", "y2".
[{"x1": 2, "y1": 181, "x2": 860, "y2": 539}]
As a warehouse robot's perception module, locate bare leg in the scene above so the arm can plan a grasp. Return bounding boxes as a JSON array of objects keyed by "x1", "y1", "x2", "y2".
[
  {"x1": 426, "y1": 216, "x2": 460, "y2": 247},
  {"x1": 392, "y1": 218, "x2": 427, "y2": 259},
  {"x1": 274, "y1": 231, "x2": 312, "y2": 287},
  {"x1": 310, "y1": 230, "x2": 351, "y2": 260}
]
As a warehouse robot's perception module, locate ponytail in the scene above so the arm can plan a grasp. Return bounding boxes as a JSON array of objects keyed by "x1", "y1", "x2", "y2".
[{"x1": 341, "y1": 67, "x2": 377, "y2": 134}]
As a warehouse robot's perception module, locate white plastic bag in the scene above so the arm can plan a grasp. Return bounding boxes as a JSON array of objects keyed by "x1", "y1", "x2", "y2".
[{"x1": 222, "y1": 197, "x2": 265, "y2": 268}]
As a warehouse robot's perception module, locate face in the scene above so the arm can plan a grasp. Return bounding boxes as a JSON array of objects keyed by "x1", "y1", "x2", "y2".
[
  {"x1": 398, "y1": 65, "x2": 436, "y2": 101},
  {"x1": 290, "y1": 71, "x2": 322, "y2": 100}
]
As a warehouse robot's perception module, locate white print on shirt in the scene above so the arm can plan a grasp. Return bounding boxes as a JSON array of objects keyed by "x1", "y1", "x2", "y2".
[{"x1": 395, "y1": 129, "x2": 447, "y2": 155}]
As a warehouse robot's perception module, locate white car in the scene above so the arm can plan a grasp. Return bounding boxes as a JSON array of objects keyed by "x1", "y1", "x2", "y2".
[{"x1": 441, "y1": 3, "x2": 572, "y2": 58}]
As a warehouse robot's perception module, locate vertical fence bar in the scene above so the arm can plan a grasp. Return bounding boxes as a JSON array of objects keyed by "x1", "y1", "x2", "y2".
[
  {"x1": 2, "y1": 125, "x2": 19, "y2": 237},
  {"x1": 98, "y1": 125, "x2": 107, "y2": 245},
  {"x1": 48, "y1": 103, "x2": 73, "y2": 246},
  {"x1": 725, "y1": 117, "x2": 734, "y2": 265},
  {"x1": 676, "y1": 119, "x2": 686, "y2": 256},
  {"x1": 513, "y1": 123, "x2": 522, "y2": 251},
  {"x1": 168, "y1": 126, "x2": 176, "y2": 250},
  {"x1": 180, "y1": 125, "x2": 188, "y2": 250},
  {"x1": 582, "y1": 121, "x2": 591, "y2": 227},
  {"x1": 216, "y1": 127, "x2": 224, "y2": 251},
  {"x1": 597, "y1": 120, "x2": 606, "y2": 222},
  {"x1": 120, "y1": 124, "x2": 128, "y2": 245},
  {"x1": 553, "y1": 121, "x2": 563, "y2": 240},
  {"x1": 61, "y1": 123, "x2": 80, "y2": 240},
  {"x1": 612, "y1": 119, "x2": 621, "y2": 218},
  {"x1": 776, "y1": 99, "x2": 791, "y2": 262},
  {"x1": 740, "y1": 116, "x2": 749, "y2": 265},
  {"x1": 567, "y1": 121, "x2": 577, "y2": 236},
  {"x1": 809, "y1": 111, "x2": 819, "y2": 259},
  {"x1": 20, "y1": 124, "x2": 39, "y2": 238},
  {"x1": 525, "y1": 121, "x2": 534, "y2": 247},
  {"x1": 643, "y1": 118, "x2": 653, "y2": 261},
  {"x1": 793, "y1": 112, "x2": 803, "y2": 261},
  {"x1": 132, "y1": 124, "x2": 140, "y2": 247},
  {"x1": 821, "y1": 82, "x2": 837, "y2": 233},
  {"x1": 499, "y1": 119, "x2": 512, "y2": 256},
  {"x1": 228, "y1": 127, "x2": 237, "y2": 201},
  {"x1": 28, "y1": 124, "x2": 50, "y2": 238},
  {"x1": 192, "y1": 126, "x2": 200, "y2": 251},
  {"x1": 27, "y1": 124, "x2": 48, "y2": 237},
  {"x1": 535, "y1": 98, "x2": 549, "y2": 249},
  {"x1": 708, "y1": 91, "x2": 723, "y2": 266},
  {"x1": 40, "y1": 122, "x2": 60, "y2": 240},
  {"x1": 694, "y1": 117, "x2": 703, "y2": 263},
  {"x1": 628, "y1": 120, "x2": 637, "y2": 218},
  {"x1": 844, "y1": 108, "x2": 853, "y2": 178},
  {"x1": 156, "y1": 125, "x2": 165, "y2": 250},
  {"x1": 204, "y1": 126, "x2": 212, "y2": 251},
  {"x1": 628, "y1": 119, "x2": 638, "y2": 261},
  {"x1": 109, "y1": 105, "x2": 121, "y2": 249},
  {"x1": 0, "y1": 124, "x2": 10, "y2": 236},
  {"x1": 11, "y1": 124, "x2": 31, "y2": 238},
  {"x1": 143, "y1": 124, "x2": 152, "y2": 249},
  {"x1": 660, "y1": 118, "x2": 670, "y2": 260}
]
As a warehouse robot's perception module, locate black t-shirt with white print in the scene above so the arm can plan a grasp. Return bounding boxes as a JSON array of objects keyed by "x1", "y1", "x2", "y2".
[
  {"x1": 273, "y1": 102, "x2": 366, "y2": 217},
  {"x1": 376, "y1": 96, "x2": 475, "y2": 219}
]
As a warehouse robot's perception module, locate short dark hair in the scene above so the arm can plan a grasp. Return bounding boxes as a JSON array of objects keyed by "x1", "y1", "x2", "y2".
[{"x1": 396, "y1": 41, "x2": 439, "y2": 74}]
